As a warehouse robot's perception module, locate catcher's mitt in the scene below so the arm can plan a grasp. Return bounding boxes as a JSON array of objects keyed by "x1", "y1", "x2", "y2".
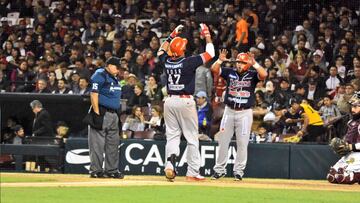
[{"x1": 329, "y1": 138, "x2": 351, "y2": 156}]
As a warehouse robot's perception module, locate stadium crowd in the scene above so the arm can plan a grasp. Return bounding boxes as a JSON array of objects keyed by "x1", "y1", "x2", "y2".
[{"x1": 1, "y1": 0, "x2": 360, "y2": 143}]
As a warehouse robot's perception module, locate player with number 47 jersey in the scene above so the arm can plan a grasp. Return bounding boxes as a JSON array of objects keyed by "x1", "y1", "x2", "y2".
[
  {"x1": 210, "y1": 49, "x2": 267, "y2": 181},
  {"x1": 157, "y1": 23, "x2": 215, "y2": 182}
]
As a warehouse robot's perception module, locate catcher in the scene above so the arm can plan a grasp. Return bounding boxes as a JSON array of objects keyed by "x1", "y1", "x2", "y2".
[{"x1": 327, "y1": 92, "x2": 360, "y2": 184}]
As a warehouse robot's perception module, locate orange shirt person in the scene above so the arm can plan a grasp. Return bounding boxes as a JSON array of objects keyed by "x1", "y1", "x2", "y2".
[{"x1": 235, "y1": 10, "x2": 249, "y2": 52}]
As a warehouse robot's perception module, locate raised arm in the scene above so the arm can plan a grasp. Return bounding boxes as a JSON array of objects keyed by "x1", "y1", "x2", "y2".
[
  {"x1": 157, "y1": 25, "x2": 184, "y2": 57},
  {"x1": 211, "y1": 49, "x2": 228, "y2": 77},
  {"x1": 199, "y1": 24, "x2": 215, "y2": 63},
  {"x1": 247, "y1": 52, "x2": 268, "y2": 80}
]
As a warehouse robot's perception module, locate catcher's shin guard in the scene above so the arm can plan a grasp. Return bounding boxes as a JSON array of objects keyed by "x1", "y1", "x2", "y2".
[
  {"x1": 335, "y1": 170, "x2": 359, "y2": 184},
  {"x1": 165, "y1": 154, "x2": 177, "y2": 181},
  {"x1": 326, "y1": 167, "x2": 338, "y2": 183}
]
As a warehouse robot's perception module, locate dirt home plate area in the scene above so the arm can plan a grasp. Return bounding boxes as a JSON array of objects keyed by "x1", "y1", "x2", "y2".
[{"x1": 1, "y1": 173, "x2": 359, "y2": 192}]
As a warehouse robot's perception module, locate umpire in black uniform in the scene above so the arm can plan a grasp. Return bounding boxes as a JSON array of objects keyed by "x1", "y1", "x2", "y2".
[{"x1": 87, "y1": 57, "x2": 123, "y2": 178}]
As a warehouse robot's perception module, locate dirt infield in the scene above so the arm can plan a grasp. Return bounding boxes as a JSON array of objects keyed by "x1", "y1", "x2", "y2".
[{"x1": 1, "y1": 173, "x2": 359, "y2": 192}]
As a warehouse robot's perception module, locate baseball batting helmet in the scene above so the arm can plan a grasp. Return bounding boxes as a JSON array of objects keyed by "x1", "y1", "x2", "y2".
[
  {"x1": 236, "y1": 52, "x2": 252, "y2": 72},
  {"x1": 349, "y1": 91, "x2": 360, "y2": 106},
  {"x1": 169, "y1": 37, "x2": 188, "y2": 57}
]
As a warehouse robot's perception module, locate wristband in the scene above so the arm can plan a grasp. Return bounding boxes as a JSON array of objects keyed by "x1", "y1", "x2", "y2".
[
  {"x1": 166, "y1": 36, "x2": 173, "y2": 43},
  {"x1": 216, "y1": 59, "x2": 223, "y2": 64}
]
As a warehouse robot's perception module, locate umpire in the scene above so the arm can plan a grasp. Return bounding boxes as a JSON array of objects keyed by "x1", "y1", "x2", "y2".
[{"x1": 88, "y1": 57, "x2": 123, "y2": 179}]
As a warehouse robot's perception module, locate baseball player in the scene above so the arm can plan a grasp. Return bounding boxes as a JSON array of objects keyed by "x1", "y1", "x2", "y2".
[
  {"x1": 211, "y1": 49, "x2": 267, "y2": 180},
  {"x1": 327, "y1": 92, "x2": 360, "y2": 184},
  {"x1": 157, "y1": 23, "x2": 215, "y2": 181}
]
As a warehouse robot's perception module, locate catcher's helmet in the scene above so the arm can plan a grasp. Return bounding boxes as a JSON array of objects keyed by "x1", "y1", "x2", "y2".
[
  {"x1": 349, "y1": 91, "x2": 360, "y2": 106},
  {"x1": 169, "y1": 37, "x2": 188, "y2": 57},
  {"x1": 236, "y1": 53, "x2": 251, "y2": 71}
]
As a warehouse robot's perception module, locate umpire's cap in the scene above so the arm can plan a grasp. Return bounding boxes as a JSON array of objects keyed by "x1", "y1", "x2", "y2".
[{"x1": 106, "y1": 57, "x2": 121, "y2": 67}]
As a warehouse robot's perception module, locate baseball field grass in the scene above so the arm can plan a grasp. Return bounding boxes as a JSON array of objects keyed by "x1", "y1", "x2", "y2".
[{"x1": 1, "y1": 173, "x2": 360, "y2": 203}]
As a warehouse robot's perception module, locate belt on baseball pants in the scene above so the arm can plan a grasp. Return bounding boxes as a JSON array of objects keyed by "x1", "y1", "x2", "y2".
[
  {"x1": 227, "y1": 105, "x2": 250, "y2": 111},
  {"x1": 169, "y1": 94, "x2": 193, "y2": 98},
  {"x1": 100, "y1": 106, "x2": 118, "y2": 113}
]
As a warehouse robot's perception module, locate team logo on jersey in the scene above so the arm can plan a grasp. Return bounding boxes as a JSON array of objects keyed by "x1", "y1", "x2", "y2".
[
  {"x1": 228, "y1": 90, "x2": 250, "y2": 97},
  {"x1": 346, "y1": 157, "x2": 355, "y2": 164},
  {"x1": 229, "y1": 79, "x2": 251, "y2": 88}
]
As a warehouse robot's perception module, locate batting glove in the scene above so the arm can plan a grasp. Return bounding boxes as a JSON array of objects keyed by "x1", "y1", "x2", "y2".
[
  {"x1": 200, "y1": 23, "x2": 211, "y2": 38},
  {"x1": 169, "y1": 25, "x2": 184, "y2": 40}
]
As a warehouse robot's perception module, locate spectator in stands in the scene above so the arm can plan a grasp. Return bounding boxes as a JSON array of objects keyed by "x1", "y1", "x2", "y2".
[
  {"x1": 122, "y1": 105, "x2": 145, "y2": 134},
  {"x1": 305, "y1": 80, "x2": 325, "y2": 107},
  {"x1": 104, "y1": 21, "x2": 116, "y2": 42},
  {"x1": 288, "y1": 53, "x2": 308, "y2": 82},
  {"x1": 195, "y1": 91, "x2": 213, "y2": 138},
  {"x1": 334, "y1": 55, "x2": 347, "y2": 80},
  {"x1": 127, "y1": 83, "x2": 149, "y2": 112},
  {"x1": 30, "y1": 100, "x2": 54, "y2": 137},
  {"x1": 52, "y1": 78, "x2": 73, "y2": 94},
  {"x1": 81, "y1": 21, "x2": 101, "y2": 45},
  {"x1": 33, "y1": 78, "x2": 51, "y2": 93},
  {"x1": 194, "y1": 65, "x2": 213, "y2": 98},
  {"x1": 337, "y1": 83, "x2": 355, "y2": 114},
  {"x1": 47, "y1": 71, "x2": 57, "y2": 92},
  {"x1": 77, "y1": 77, "x2": 91, "y2": 95},
  {"x1": 325, "y1": 66, "x2": 342, "y2": 91},
  {"x1": 69, "y1": 70, "x2": 80, "y2": 93},
  {"x1": 74, "y1": 57, "x2": 91, "y2": 80},
  {"x1": 145, "y1": 75, "x2": 163, "y2": 105},
  {"x1": 10, "y1": 60, "x2": 33, "y2": 92},
  {"x1": 0, "y1": 69, "x2": 9, "y2": 92},
  {"x1": 281, "y1": 100, "x2": 303, "y2": 135},
  {"x1": 292, "y1": 84, "x2": 306, "y2": 102},
  {"x1": 319, "y1": 95, "x2": 342, "y2": 124},
  {"x1": 234, "y1": 10, "x2": 249, "y2": 52},
  {"x1": 145, "y1": 105, "x2": 165, "y2": 134},
  {"x1": 121, "y1": 0, "x2": 139, "y2": 19},
  {"x1": 122, "y1": 73, "x2": 138, "y2": 101}
]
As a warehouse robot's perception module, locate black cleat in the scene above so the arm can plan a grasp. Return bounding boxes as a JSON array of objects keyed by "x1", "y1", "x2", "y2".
[
  {"x1": 105, "y1": 171, "x2": 125, "y2": 179},
  {"x1": 90, "y1": 171, "x2": 105, "y2": 178},
  {"x1": 234, "y1": 174, "x2": 242, "y2": 181},
  {"x1": 211, "y1": 172, "x2": 226, "y2": 180}
]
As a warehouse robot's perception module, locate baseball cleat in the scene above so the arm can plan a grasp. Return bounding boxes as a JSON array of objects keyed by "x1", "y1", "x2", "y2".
[
  {"x1": 234, "y1": 174, "x2": 242, "y2": 181},
  {"x1": 90, "y1": 171, "x2": 105, "y2": 178},
  {"x1": 105, "y1": 171, "x2": 124, "y2": 179},
  {"x1": 186, "y1": 175, "x2": 205, "y2": 181},
  {"x1": 211, "y1": 172, "x2": 226, "y2": 180},
  {"x1": 165, "y1": 168, "x2": 176, "y2": 181}
]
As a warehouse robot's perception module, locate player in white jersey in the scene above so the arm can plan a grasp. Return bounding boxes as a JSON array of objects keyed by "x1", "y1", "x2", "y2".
[{"x1": 327, "y1": 92, "x2": 360, "y2": 184}]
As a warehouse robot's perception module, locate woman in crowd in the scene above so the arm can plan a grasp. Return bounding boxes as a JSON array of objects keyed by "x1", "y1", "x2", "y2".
[
  {"x1": 122, "y1": 105, "x2": 146, "y2": 133},
  {"x1": 145, "y1": 75, "x2": 163, "y2": 105}
]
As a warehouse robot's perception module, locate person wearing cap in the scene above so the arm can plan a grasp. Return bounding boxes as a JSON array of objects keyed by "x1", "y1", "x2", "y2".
[
  {"x1": 87, "y1": 56, "x2": 124, "y2": 179},
  {"x1": 195, "y1": 91, "x2": 213, "y2": 138},
  {"x1": 121, "y1": 73, "x2": 139, "y2": 101},
  {"x1": 291, "y1": 99, "x2": 325, "y2": 142},
  {"x1": 326, "y1": 92, "x2": 360, "y2": 184}
]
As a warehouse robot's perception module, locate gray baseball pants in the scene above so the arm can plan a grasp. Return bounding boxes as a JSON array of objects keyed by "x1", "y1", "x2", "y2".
[
  {"x1": 213, "y1": 107, "x2": 253, "y2": 177},
  {"x1": 164, "y1": 96, "x2": 201, "y2": 177},
  {"x1": 88, "y1": 111, "x2": 120, "y2": 173}
]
